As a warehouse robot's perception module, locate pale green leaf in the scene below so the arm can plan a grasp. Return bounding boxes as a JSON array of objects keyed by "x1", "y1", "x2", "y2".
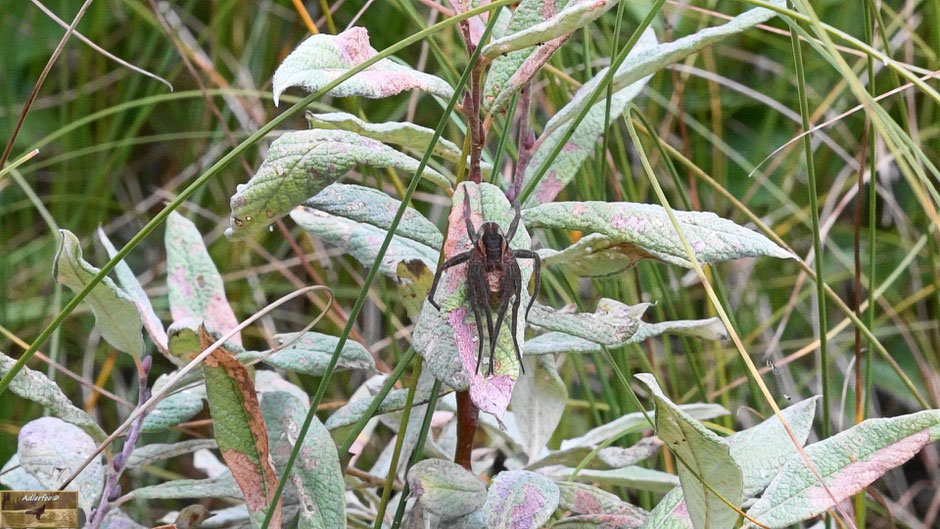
[
  {"x1": 142, "y1": 373, "x2": 206, "y2": 433},
  {"x1": 304, "y1": 182, "x2": 443, "y2": 249},
  {"x1": 306, "y1": 112, "x2": 463, "y2": 165},
  {"x1": 510, "y1": 355, "x2": 567, "y2": 462},
  {"x1": 413, "y1": 182, "x2": 533, "y2": 419},
  {"x1": 273, "y1": 27, "x2": 453, "y2": 105},
  {"x1": 481, "y1": 0, "x2": 621, "y2": 60},
  {"x1": 98, "y1": 227, "x2": 168, "y2": 351},
  {"x1": 636, "y1": 373, "x2": 742, "y2": 529},
  {"x1": 324, "y1": 376, "x2": 445, "y2": 431},
  {"x1": 561, "y1": 403, "x2": 727, "y2": 450},
  {"x1": 527, "y1": 300, "x2": 727, "y2": 347},
  {"x1": 0, "y1": 453, "x2": 43, "y2": 490},
  {"x1": 131, "y1": 473, "x2": 242, "y2": 501},
  {"x1": 528, "y1": 436, "x2": 661, "y2": 471},
  {"x1": 260, "y1": 392, "x2": 345, "y2": 529},
  {"x1": 166, "y1": 212, "x2": 241, "y2": 345},
  {"x1": 730, "y1": 397, "x2": 818, "y2": 497},
  {"x1": 638, "y1": 487, "x2": 687, "y2": 529},
  {"x1": 745, "y1": 410, "x2": 940, "y2": 528},
  {"x1": 482, "y1": 470, "x2": 559, "y2": 529},
  {"x1": 238, "y1": 331, "x2": 374, "y2": 376},
  {"x1": 18, "y1": 417, "x2": 106, "y2": 515},
  {"x1": 127, "y1": 439, "x2": 218, "y2": 469},
  {"x1": 100, "y1": 509, "x2": 146, "y2": 529},
  {"x1": 540, "y1": 465, "x2": 679, "y2": 493},
  {"x1": 291, "y1": 206, "x2": 439, "y2": 277},
  {"x1": 482, "y1": 0, "x2": 572, "y2": 113},
  {"x1": 0, "y1": 351, "x2": 106, "y2": 441},
  {"x1": 54, "y1": 229, "x2": 144, "y2": 358},
  {"x1": 522, "y1": 202, "x2": 793, "y2": 267},
  {"x1": 536, "y1": 233, "x2": 647, "y2": 277},
  {"x1": 407, "y1": 458, "x2": 488, "y2": 521},
  {"x1": 227, "y1": 129, "x2": 449, "y2": 240},
  {"x1": 637, "y1": 398, "x2": 819, "y2": 529}
]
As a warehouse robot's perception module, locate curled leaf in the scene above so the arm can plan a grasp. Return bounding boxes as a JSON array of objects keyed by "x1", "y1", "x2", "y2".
[
  {"x1": 54, "y1": 229, "x2": 144, "y2": 358},
  {"x1": 539, "y1": 466, "x2": 678, "y2": 493},
  {"x1": 636, "y1": 374, "x2": 742, "y2": 529},
  {"x1": 227, "y1": 129, "x2": 449, "y2": 240},
  {"x1": 273, "y1": 27, "x2": 453, "y2": 105},
  {"x1": 413, "y1": 182, "x2": 534, "y2": 419},
  {"x1": 527, "y1": 299, "x2": 727, "y2": 348},
  {"x1": 522, "y1": 202, "x2": 793, "y2": 267},
  {"x1": 167, "y1": 212, "x2": 241, "y2": 345},
  {"x1": 556, "y1": 481, "x2": 648, "y2": 518},
  {"x1": 529, "y1": 436, "x2": 662, "y2": 471},
  {"x1": 407, "y1": 458, "x2": 488, "y2": 520},
  {"x1": 483, "y1": 0, "x2": 574, "y2": 113},
  {"x1": 482, "y1": 470, "x2": 559, "y2": 529},
  {"x1": 560, "y1": 403, "x2": 728, "y2": 451},
  {"x1": 482, "y1": 0, "x2": 621, "y2": 60},
  {"x1": 98, "y1": 227, "x2": 168, "y2": 352}
]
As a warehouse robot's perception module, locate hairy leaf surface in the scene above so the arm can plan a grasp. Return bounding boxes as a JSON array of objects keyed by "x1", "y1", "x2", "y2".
[{"x1": 273, "y1": 27, "x2": 453, "y2": 105}]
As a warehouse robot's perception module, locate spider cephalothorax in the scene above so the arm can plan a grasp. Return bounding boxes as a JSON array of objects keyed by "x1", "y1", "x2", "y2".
[{"x1": 428, "y1": 197, "x2": 541, "y2": 375}]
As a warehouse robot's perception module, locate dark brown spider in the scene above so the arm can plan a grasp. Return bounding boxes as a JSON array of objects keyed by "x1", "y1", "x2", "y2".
[{"x1": 428, "y1": 197, "x2": 541, "y2": 376}]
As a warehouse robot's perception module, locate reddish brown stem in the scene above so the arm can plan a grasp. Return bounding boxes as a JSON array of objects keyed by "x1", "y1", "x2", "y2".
[{"x1": 454, "y1": 390, "x2": 479, "y2": 470}]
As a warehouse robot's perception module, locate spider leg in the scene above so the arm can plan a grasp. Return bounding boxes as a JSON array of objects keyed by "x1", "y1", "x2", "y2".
[
  {"x1": 505, "y1": 200, "x2": 522, "y2": 241},
  {"x1": 511, "y1": 249, "x2": 541, "y2": 321},
  {"x1": 427, "y1": 252, "x2": 471, "y2": 310},
  {"x1": 509, "y1": 261, "x2": 525, "y2": 374},
  {"x1": 463, "y1": 193, "x2": 479, "y2": 245},
  {"x1": 466, "y1": 260, "x2": 486, "y2": 374},
  {"x1": 489, "y1": 284, "x2": 513, "y2": 376}
]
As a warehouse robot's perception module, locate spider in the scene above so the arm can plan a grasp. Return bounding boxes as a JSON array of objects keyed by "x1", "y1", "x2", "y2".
[{"x1": 428, "y1": 197, "x2": 541, "y2": 376}]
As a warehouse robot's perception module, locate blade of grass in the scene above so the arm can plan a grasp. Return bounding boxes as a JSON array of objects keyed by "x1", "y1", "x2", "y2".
[{"x1": 787, "y1": 5, "x2": 830, "y2": 437}]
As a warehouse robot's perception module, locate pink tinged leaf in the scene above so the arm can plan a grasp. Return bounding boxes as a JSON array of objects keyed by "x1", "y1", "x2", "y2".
[
  {"x1": 272, "y1": 27, "x2": 453, "y2": 106},
  {"x1": 414, "y1": 182, "x2": 533, "y2": 419},
  {"x1": 166, "y1": 212, "x2": 241, "y2": 345},
  {"x1": 483, "y1": 470, "x2": 560, "y2": 529},
  {"x1": 745, "y1": 410, "x2": 940, "y2": 528}
]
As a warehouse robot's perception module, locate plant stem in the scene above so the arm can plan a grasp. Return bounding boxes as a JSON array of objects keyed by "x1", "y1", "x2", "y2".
[{"x1": 454, "y1": 390, "x2": 479, "y2": 470}]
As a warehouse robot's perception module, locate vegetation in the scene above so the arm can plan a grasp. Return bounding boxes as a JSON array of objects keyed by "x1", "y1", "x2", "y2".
[{"x1": 2, "y1": 1, "x2": 939, "y2": 528}]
